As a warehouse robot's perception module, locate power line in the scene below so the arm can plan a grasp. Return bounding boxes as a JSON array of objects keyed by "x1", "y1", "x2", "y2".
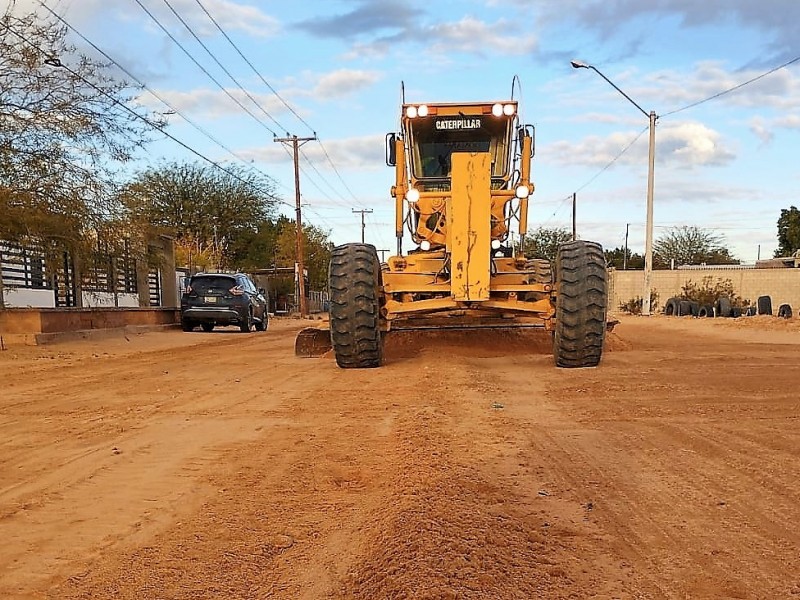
[
  {"x1": 5, "y1": 19, "x2": 293, "y2": 210},
  {"x1": 191, "y1": 0, "x2": 315, "y2": 135},
  {"x1": 574, "y1": 125, "x2": 649, "y2": 194},
  {"x1": 316, "y1": 140, "x2": 363, "y2": 204},
  {"x1": 37, "y1": 1, "x2": 294, "y2": 199},
  {"x1": 299, "y1": 149, "x2": 353, "y2": 208},
  {"x1": 662, "y1": 54, "x2": 800, "y2": 118},
  {"x1": 130, "y1": 0, "x2": 279, "y2": 137},
  {"x1": 158, "y1": 0, "x2": 286, "y2": 134},
  {"x1": 188, "y1": 0, "x2": 363, "y2": 205}
]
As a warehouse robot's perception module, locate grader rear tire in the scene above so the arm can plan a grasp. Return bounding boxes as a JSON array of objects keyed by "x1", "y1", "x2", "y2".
[
  {"x1": 553, "y1": 240, "x2": 607, "y2": 368},
  {"x1": 329, "y1": 243, "x2": 383, "y2": 369}
]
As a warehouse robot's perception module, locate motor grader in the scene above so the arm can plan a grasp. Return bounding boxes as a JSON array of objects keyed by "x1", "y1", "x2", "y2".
[{"x1": 296, "y1": 92, "x2": 608, "y2": 368}]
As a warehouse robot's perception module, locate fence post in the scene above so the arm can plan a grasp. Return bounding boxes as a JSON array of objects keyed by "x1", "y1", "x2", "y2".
[{"x1": 0, "y1": 246, "x2": 5, "y2": 309}]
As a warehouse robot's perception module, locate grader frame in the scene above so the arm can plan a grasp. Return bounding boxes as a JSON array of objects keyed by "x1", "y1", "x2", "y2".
[{"x1": 296, "y1": 94, "x2": 608, "y2": 368}]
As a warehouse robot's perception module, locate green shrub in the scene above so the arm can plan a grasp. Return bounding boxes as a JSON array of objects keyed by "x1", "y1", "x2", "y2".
[
  {"x1": 619, "y1": 291, "x2": 659, "y2": 314},
  {"x1": 680, "y1": 276, "x2": 749, "y2": 308}
]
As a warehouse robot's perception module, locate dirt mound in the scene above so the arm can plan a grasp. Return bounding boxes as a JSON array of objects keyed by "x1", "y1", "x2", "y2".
[
  {"x1": 384, "y1": 328, "x2": 554, "y2": 360},
  {"x1": 384, "y1": 327, "x2": 627, "y2": 361},
  {"x1": 341, "y1": 466, "x2": 568, "y2": 598},
  {"x1": 716, "y1": 314, "x2": 800, "y2": 332}
]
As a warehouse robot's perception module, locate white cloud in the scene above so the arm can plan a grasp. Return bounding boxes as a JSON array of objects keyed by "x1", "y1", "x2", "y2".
[
  {"x1": 11, "y1": 0, "x2": 279, "y2": 37},
  {"x1": 427, "y1": 17, "x2": 537, "y2": 56},
  {"x1": 519, "y1": 0, "x2": 800, "y2": 58},
  {"x1": 749, "y1": 116, "x2": 774, "y2": 144},
  {"x1": 774, "y1": 114, "x2": 800, "y2": 129},
  {"x1": 313, "y1": 69, "x2": 382, "y2": 98},
  {"x1": 547, "y1": 121, "x2": 735, "y2": 170},
  {"x1": 239, "y1": 134, "x2": 386, "y2": 171},
  {"x1": 138, "y1": 87, "x2": 290, "y2": 122},
  {"x1": 659, "y1": 122, "x2": 736, "y2": 167},
  {"x1": 130, "y1": 0, "x2": 279, "y2": 38},
  {"x1": 648, "y1": 62, "x2": 800, "y2": 113}
]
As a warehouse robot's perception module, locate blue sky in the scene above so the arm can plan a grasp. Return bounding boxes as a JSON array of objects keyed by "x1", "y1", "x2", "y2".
[{"x1": 13, "y1": 0, "x2": 800, "y2": 262}]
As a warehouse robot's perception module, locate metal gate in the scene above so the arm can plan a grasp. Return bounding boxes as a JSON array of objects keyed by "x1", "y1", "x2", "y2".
[{"x1": 148, "y1": 268, "x2": 161, "y2": 307}]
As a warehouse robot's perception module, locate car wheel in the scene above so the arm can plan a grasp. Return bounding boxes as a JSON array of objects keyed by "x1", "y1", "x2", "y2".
[
  {"x1": 201, "y1": 322, "x2": 214, "y2": 332},
  {"x1": 240, "y1": 309, "x2": 253, "y2": 333},
  {"x1": 181, "y1": 319, "x2": 195, "y2": 332},
  {"x1": 778, "y1": 303, "x2": 793, "y2": 319},
  {"x1": 254, "y1": 307, "x2": 267, "y2": 331}
]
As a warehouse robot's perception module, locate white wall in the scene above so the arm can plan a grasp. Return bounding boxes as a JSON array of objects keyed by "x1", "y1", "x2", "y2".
[
  {"x1": 3, "y1": 287, "x2": 56, "y2": 308},
  {"x1": 81, "y1": 292, "x2": 139, "y2": 308}
]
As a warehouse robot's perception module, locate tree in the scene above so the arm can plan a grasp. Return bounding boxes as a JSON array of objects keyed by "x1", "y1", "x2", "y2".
[
  {"x1": 521, "y1": 226, "x2": 573, "y2": 263},
  {"x1": 604, "y1": 246, "x2": 644, "y2": 270},
  {"x1": 122, "y1": 161, "x2": 279, "y2": 270},
  {"x1": 653, "y1": 225, "x2": 738, "y2": 267},
  {"x1": 775, "y1": 206, "x2": 800, "y2": 257},
  {"x1": 0, "y1": 8, "x2": 160, "y2": 253}
]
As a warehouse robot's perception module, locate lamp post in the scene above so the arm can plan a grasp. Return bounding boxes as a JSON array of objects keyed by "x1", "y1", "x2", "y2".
[{"x1": 571, "y1": 60, "x2": 657, "y2": 316}]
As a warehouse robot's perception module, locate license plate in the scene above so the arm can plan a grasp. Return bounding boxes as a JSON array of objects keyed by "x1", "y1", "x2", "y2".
[{"x1": 205, "y1": 296, "x2": 217, "y2": 303}]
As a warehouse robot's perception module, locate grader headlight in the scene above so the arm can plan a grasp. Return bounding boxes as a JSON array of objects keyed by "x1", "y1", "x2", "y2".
[
  {"x1": 406, "y1": 105, "x2": 418, "y2": 119},
  {"x1": 417, "y1": 104, "x2": 429, "y2": 117},
  {"x1": 406, "y1": 188, "x2": 420, "y2": 203},
  {"x1": 492, "y1": 103, "x2": 516, "y2": 117},
  {"x1": 420, "y1": 240, "x2": 431, "y2": 251},
  {"x1": 515, "y1": 185, "x2": 530, "y2": 199}
]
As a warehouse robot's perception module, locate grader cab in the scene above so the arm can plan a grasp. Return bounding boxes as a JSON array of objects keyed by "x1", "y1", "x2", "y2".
[{"x1": 296, "y1": 93, "x2": 608, "y2": 368}]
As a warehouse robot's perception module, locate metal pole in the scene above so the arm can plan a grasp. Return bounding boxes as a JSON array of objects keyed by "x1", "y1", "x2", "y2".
[
  {"x1": 623, "y1": 223, "x2": 629, "y2": 270},
  {"x1": 572, "y1": 193, "x2": 576, "y2": 240},
  {"x1": 642, "y1": 110, "x2": 656, "y2": 316},
  {"x1": 291, "y1": 137, "x2": 306, "y2": 317},
  {"x1": 572, "y1": 61, "x2": 658, "y2": 314},
  {"x1": 352, "y1": 208, "x2": 373, "y2": 244},
  {"x1": 274, "y1": 134, "x2": 316, "y2": 318}
]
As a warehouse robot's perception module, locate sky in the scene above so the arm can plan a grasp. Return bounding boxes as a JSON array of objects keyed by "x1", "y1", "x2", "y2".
[{"x1": 9, "y1": 0, "x2": 800, "y2": 262}]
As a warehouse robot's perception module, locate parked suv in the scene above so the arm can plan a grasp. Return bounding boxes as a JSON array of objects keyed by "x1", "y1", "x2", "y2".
[{"x1": 181, "y1": 273, "x2": 268, "y2": 333}]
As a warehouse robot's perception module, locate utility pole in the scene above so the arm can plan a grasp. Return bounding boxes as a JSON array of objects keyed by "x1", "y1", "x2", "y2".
[
  {"x1": 572, "y1": 193, "x2": 577, "y2": 241},
  {"x1": 352, "y1": 208, "x2": 373, "y2": 244},
  {"x1": 275, "y1": 134, "x2": 316, "y2": 318},
  {"x1": 623, "y1": 223, "x2": 630, "y2": 270}
]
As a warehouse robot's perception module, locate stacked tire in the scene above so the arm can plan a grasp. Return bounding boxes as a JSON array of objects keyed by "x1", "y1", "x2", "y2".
[{"x1": 663, "y1": 297, "x2": 700, "y2": 317}]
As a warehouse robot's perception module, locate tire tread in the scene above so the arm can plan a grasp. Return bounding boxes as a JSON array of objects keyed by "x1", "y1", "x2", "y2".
[
  {"x1": 553, "y1": 241, "x2": 607, "y2": 368},
  {"x1": 329, "y1": 243, "x2": 382, "y2": 368}
]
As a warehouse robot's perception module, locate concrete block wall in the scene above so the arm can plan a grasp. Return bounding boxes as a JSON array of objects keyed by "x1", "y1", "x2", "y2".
[{"x1": 609, "y1": 268, "x2": 800, "y2": 313}]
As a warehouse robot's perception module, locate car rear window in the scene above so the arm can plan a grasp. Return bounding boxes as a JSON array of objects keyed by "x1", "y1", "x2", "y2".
[{"x1": 190, "y1": 276, "x2": 236, "y2": 294}]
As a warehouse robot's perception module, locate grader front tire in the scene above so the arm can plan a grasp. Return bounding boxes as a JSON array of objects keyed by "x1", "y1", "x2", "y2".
[
  {"x1": 329, "y1": 243, "x2": 383, "y2": 369},
  {"x1": 553, "y1": 240, "x2": 607, "y2": 368}
]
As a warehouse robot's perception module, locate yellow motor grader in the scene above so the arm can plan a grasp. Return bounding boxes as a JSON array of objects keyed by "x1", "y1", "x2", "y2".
[{"x1": 296, "y1": 93, "x2": 607, "y2": 368}]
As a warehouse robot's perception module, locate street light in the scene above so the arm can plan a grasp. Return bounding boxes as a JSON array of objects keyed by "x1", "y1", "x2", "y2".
[{"x1": 571, "y1": 60, "x2": 657, "y2": 316}]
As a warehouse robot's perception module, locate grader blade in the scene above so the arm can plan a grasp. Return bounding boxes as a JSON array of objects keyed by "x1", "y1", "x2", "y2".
[{"x1": 295, "y1": 327, "x2": 332, "y2": 357}]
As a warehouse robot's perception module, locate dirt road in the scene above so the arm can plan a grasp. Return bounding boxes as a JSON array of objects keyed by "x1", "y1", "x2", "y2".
[{"x1": 1, "y1": 315, "x2": 799, "y2": 599}]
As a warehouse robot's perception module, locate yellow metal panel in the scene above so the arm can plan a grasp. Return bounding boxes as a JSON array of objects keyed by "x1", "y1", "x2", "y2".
[{"x1": 449, "y1": 152, "x2": 491, "y2": 301}]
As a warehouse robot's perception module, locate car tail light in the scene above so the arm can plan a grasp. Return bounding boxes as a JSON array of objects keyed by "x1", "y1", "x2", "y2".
[{"x1": 229, "y1": 286, "x2": 244, "y2": 296}]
